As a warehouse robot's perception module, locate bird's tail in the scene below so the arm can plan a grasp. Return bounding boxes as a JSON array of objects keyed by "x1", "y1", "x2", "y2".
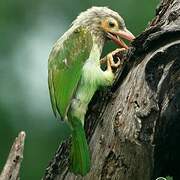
[{"x1": 69, "y1": 116, "x2": 90, "y2": 176}]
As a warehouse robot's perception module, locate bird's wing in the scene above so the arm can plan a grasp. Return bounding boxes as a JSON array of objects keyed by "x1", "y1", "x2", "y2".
[{"x1": 48, "y1": 26, "x2": 93, "y2": 119}]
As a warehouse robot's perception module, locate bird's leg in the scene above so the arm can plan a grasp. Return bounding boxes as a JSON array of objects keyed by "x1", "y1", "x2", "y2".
[
  {"x1": 100, "y1": 48, "x2": 126, "y2": 68},
  {"x1": 106, "y1": 53, "x2": 113, "y2": 72},
  {"x1": 108, "y1": 48, "x2": 126, "y2": 68},
  {"x1": 107, "y1": 52, "x2": 120, "y2": 68},
  {"x1": 98, "y1": 48, "x2": 127, "y2": 87}
]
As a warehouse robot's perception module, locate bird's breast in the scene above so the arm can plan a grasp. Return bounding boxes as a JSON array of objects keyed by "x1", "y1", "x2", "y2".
[
  {"x1": 74, "y1": 61, "x2": 101, "y2": 106},
  {"x1": 82, "y1": 61, "x2": 101, "y2": 86}
]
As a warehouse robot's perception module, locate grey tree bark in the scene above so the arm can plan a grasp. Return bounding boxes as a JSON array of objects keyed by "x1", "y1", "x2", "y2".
[{"x1": 43, "y1": 0, "x2": 180, "y2": 179}]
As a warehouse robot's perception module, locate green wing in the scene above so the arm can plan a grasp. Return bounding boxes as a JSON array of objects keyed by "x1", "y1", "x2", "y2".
[{"x1": 48, "y1": 27, "x2": 93, "y2": 119}]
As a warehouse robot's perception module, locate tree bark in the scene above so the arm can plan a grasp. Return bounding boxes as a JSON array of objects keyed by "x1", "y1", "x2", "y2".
[{"x1": 43, "y1": 0, "x2": 180, "y2": 179}]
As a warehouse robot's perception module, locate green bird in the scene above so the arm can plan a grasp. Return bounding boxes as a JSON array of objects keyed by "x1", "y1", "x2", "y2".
[{"x1": 48, "y1": 6, "x2": 135, "y2": 176}]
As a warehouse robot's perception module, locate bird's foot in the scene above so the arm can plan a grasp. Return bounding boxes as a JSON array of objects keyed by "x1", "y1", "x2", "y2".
[
  {"x1": 100, "y1": 48, "x2": 126, "y2": 68},
  {"x1": 107, "y1": 52, "x2": 120, "y2": 68},
  {"x1": 106, "y1": 53, "x2": 113, "y2": 72},
  {"x1": 107, "y1": 48, "x2": 126, "y2": 68},
  {"x1": 110, "y1": 48, "x2": 126, "y2": 57}
]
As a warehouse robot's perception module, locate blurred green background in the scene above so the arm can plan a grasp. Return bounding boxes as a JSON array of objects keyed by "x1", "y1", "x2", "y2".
[{"x1": 0, "y1": 0, "x2": 158, "y2": 179}]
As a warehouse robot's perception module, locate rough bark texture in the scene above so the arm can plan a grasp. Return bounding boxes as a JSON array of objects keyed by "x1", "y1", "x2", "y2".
[
  {"x1": 43, "y1": 0, "x2": 180, "y2": 179},
  {"x1": 0, "y1": 131, "x2": 26, "y2": 180}
]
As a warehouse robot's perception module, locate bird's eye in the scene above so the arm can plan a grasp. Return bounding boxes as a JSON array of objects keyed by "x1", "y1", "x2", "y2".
[{"x1": 109, "y1": 21, "x2": 115, "y2": 28}]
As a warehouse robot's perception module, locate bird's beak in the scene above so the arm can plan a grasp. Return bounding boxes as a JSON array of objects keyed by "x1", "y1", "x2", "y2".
[{"x1": 107, "y1": 29, "x2": 135, "y2": 49}]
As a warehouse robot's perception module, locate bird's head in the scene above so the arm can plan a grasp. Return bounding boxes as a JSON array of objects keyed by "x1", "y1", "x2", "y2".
[{"x1": 72, "y1": 6, "x2": 135, "y2": 49}]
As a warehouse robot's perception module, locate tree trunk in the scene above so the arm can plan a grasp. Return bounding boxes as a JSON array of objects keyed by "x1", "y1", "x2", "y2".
[{"x1": 43, "y1": 0, "x2": 180, "y2": 179}]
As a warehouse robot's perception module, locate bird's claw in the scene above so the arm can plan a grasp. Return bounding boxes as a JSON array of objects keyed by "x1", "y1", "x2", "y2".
[
  {"x1": 107, "y1": 48, "x2": 126, "y2": 68},
  {"x1": 100, "y1": 48, "x2": 126, "y2": 69},
  {"x1": 107, "y1": 54, "x2": 120, "y2": 68},
  {"x1": 110, "y1": 48, "x2": 126, "y2": 57}
]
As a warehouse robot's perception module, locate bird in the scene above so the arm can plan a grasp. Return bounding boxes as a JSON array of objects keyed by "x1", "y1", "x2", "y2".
[{"x1": 48, "y1": 6, "x2": 135, "y2": 176}]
